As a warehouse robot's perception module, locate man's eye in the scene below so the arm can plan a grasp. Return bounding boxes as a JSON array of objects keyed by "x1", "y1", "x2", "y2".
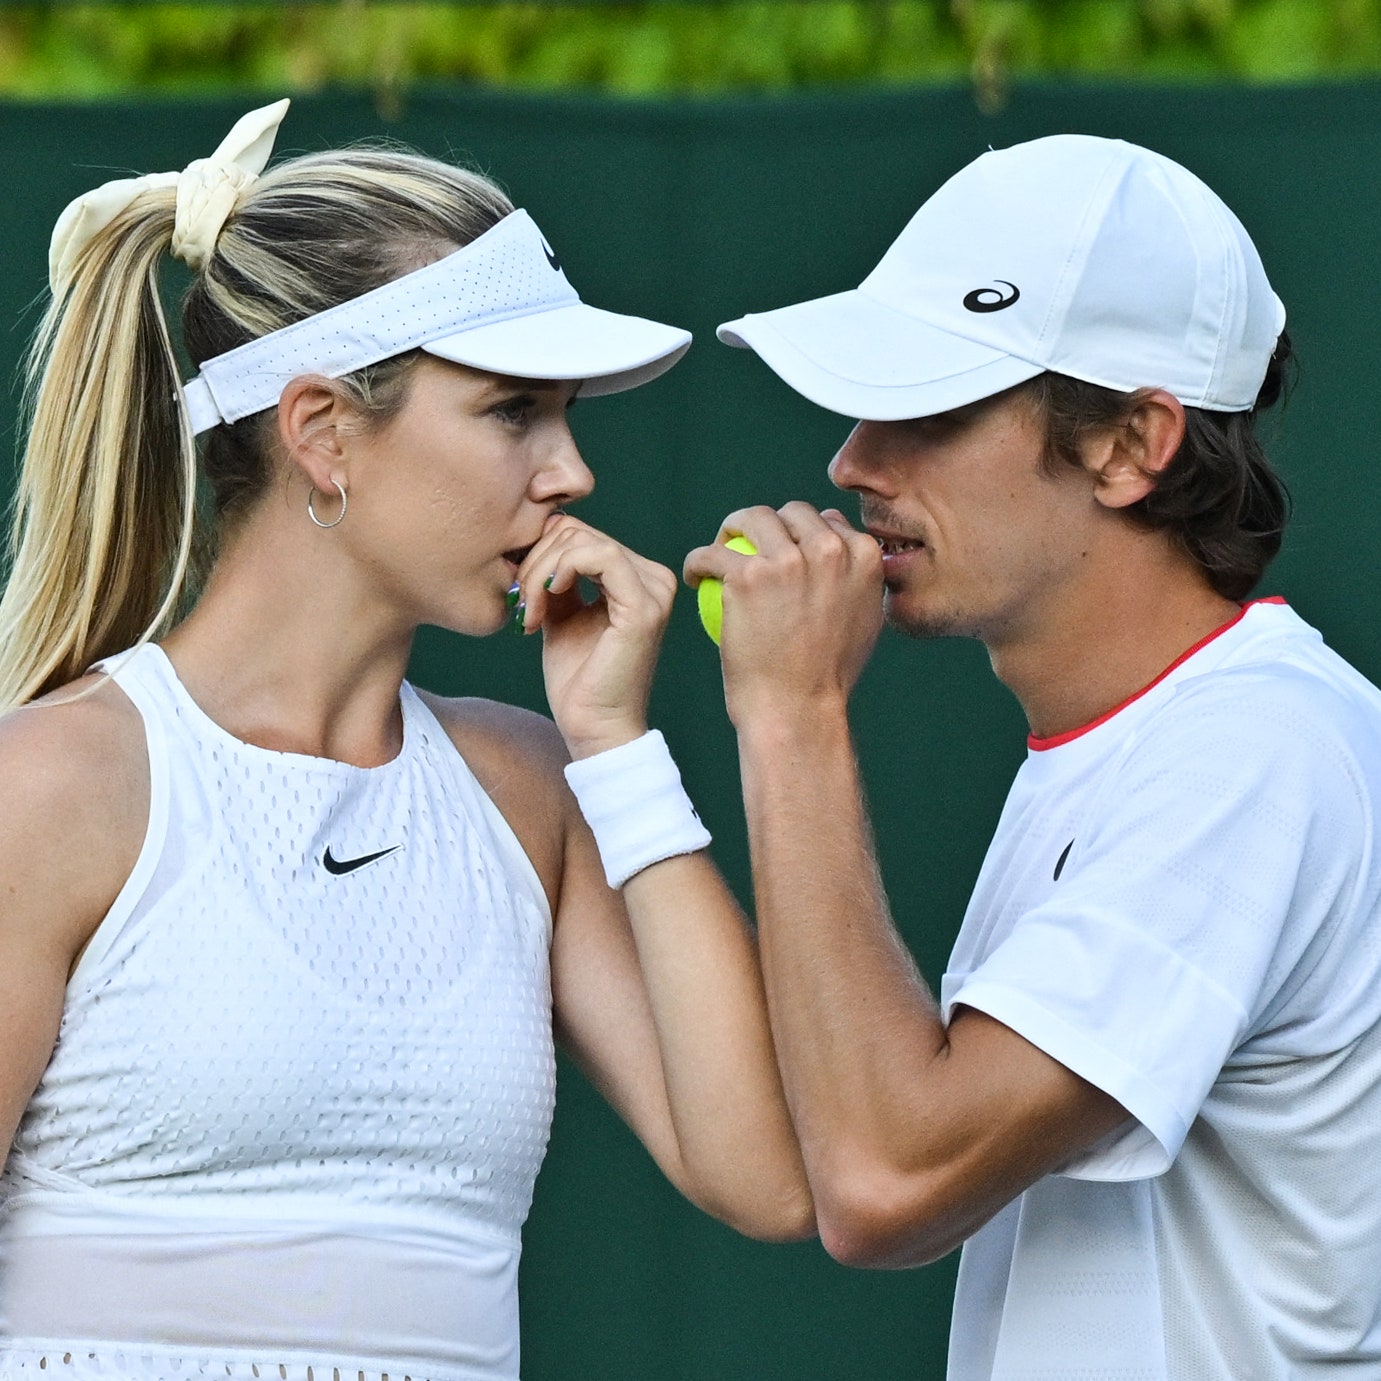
[{"x1": 907, "y1": 411, "x2": 964, "y2": 441}]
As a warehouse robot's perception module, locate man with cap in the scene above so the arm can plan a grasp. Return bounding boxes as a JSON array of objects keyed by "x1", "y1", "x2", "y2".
[{"x1": 686, "y1": 134, "x2": 1381, "y2": 1375}]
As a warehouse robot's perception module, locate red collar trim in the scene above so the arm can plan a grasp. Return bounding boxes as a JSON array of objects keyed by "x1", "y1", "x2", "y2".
[{"x1": 1027, "y1": 596, "x2": 1287, "y2": 752}]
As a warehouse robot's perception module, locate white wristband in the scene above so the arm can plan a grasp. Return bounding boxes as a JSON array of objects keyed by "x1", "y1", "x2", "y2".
[{"x1": 564, "y1": 730, "x2": 713, "y2": 889}]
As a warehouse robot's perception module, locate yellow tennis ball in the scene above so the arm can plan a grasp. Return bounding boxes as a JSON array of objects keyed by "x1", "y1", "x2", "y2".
[{"x1": 697, "y1": 535, "x2": 757, "y2": 646}]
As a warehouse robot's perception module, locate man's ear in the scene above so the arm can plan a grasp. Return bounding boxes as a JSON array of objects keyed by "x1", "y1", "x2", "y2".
[
  {"x1": 276, "y1": 374, "x2": 355, "y2": 497},
  {"x1": 1088, "y1": 388, "x2": 1186, "y2": 511}
]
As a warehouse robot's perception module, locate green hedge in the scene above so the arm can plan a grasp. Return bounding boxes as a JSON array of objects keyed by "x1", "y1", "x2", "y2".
[{"x1": 2, "y1": 1, "x2": 1381, "y2": 102}]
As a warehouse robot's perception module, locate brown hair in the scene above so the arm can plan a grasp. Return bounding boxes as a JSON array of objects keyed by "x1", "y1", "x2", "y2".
[{"x1": 1026, "y1": 331, "x2": 1294, "y2": 601}]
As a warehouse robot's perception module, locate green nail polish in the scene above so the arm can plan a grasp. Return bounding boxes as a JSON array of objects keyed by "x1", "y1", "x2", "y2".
[
  {"x1": 543, "y1": 574, "x2": 555, "y2": 590},
  {"x1": 505, "y1": 583, "x2": 521, "y2": 608},
  {"x1": 511, "y1": 602, "x2": 526, "y2": 633}
]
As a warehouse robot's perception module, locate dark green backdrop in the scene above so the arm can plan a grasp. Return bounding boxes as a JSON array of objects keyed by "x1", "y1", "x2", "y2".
[{"x1": 3, "y1": 81, "x2": 1379, "y2": 1378}]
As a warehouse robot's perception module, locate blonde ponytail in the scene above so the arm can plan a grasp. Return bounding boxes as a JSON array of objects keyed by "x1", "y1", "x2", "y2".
[
  {"x1": 0, "y1": 138, "x2": 512, "y2": 710},
  {"x1": 0, "y1": 191, "x2": 197, "y2": 709}
]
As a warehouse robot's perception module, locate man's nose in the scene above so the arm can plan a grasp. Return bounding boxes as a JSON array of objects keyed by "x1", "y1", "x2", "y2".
[{"x1": 829, "y1": 421, "x2": 888, "y2": 494}]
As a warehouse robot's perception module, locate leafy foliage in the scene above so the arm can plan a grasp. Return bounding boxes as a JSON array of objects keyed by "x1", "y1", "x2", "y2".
[{"x1": 1, "y1": 0, "x2": 1379, "y2": 102}]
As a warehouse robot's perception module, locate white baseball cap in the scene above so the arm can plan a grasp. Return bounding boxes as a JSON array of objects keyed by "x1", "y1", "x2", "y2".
[
  {"x1": 182, "y1": 209, "x2": 691, "y2": 434},
  {"x1": 717, "y1": 134, "x2": 1286, "y2": 421}
]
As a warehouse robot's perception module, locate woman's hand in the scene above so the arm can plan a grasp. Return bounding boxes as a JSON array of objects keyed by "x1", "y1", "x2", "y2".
[
  {"x1": 683, "y1": 503, "x2": 885, "y2": 727},
  {"x1": 515, "y1": 513, "x2": 677, "y2": 760}
]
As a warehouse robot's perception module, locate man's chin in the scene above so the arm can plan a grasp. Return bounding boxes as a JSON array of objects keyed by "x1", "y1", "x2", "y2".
[{"x1": 884, "y1": 591, "x2": 964, "y2": 642}]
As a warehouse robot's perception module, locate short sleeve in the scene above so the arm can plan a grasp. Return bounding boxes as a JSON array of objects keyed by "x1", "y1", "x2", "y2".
[{"x1": 942, "y1": 673, "x2": 1372, "y2": 1181}]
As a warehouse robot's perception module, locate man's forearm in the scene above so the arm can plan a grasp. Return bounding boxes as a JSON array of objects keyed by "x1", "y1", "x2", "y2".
[
  {"x1": 738, "y1": 697, "x2": 1131, "y2": 1267},
  {"x1": 737, "y1": 698, "x2": 956, "y2": 1259}
]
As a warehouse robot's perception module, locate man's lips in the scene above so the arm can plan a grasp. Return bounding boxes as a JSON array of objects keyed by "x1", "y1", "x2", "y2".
[
  {"x1": 867, "y1": 530, "x2": 927, "y2": 590},
  {"x1": 868, "y1": 530, "x2": 927, "y2": 557}
]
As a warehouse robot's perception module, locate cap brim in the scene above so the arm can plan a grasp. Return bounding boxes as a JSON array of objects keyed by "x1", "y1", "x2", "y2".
[
  {"x1": 424, "y1": 301, "x2": 691, "y2": 397},
  {"x1": 717, "y1": 288, "x2": 1042, "y2": 420}
]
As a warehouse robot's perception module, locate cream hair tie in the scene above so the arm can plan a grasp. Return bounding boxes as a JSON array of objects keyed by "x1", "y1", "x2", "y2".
[{"x1": 48, "y1": 98, "x2": 290, "y2": 294}]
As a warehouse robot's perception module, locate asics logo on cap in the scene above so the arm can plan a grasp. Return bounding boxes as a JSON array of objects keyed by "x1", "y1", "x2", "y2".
[{"x1": 963, "y1": 280, "x2": 1021, "y2": 313}]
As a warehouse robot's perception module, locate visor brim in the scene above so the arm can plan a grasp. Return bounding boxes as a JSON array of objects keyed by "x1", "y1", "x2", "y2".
[
  {"x1": 717, "y1": 289, "x2": 1042, "y2": 420},
  {"x1": 424, "y1": 301, "x2": 691, "y2": 397}
]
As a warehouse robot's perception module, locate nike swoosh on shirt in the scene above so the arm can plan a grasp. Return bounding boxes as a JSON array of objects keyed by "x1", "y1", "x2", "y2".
[
  {"x1": 322, "y1": 845, "x2": 401, "y2": 876},
  {"x1": 1053, "y1": 839, "x2": 1074, "y2": 882}
]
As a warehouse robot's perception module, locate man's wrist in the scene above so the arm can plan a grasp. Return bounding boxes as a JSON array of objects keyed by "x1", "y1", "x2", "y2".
[{"x1": 732, "y1": 691, "x2": 854, "y2": 754}]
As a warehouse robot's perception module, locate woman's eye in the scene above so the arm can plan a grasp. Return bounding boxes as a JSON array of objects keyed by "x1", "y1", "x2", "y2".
[{"x1": 493, "y1": 396, "x2": 536, "y2": 426}]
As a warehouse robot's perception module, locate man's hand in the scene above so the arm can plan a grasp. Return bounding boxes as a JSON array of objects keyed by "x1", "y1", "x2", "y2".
[{"x1": 683, "y1": 502, "x2": 885, "y2": 725}]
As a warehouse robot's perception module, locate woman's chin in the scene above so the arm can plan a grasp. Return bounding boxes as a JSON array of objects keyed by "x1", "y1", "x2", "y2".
[{"x1": 418, "y1": 597, "x2": 515, "y2": 640}]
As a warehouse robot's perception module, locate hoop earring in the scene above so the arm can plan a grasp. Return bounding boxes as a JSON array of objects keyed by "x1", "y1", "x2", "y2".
[{"x1": 307, "y1": 479, "x2": 347, "y2": 529}]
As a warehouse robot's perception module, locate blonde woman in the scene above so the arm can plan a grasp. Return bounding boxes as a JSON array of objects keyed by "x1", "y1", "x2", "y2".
[{"x1": 0, "y1": 102, "x2": 811, "y2": 1381}]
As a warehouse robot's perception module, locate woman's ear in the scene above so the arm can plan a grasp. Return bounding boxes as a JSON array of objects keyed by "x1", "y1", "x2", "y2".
[
  {"x1": 1087, "y1": 388, "x2": 1186, "y2": 511},
  {"x1": 275, "y1": 374, "x2": 354, "y2": 497}
]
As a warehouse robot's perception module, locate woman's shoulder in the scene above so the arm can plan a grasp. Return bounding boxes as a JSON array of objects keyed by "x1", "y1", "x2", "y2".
[
  {"x1": 0, "y1": 672, "x2": 150, "y2": 963},
  {"x1": 0, "y1": 671, "x2": 147, "y2": 813},
  {"x1": 415, "y1": 691, "x2": 570, "y2": 783},
  {"x1": 414, "y1": 692, "x2": 571, "y2": 896}
]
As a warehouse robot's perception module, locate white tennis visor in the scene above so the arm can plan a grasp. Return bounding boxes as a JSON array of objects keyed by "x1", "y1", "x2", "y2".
[{"x1": 180, "y1": 209, "x2": 692, "y2": 435}]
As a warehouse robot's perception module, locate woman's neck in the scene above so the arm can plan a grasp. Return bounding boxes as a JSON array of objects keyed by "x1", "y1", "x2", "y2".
[{"x1": 159, "y1": 516, "x2": 417, "y2": 768}]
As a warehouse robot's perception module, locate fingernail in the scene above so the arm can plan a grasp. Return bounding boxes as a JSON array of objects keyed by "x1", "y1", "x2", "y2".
[
  {"x1": 543, "y1": 574, "x2": 555, "y2": 590},
  {"x1": 510, "y1": 601, "x2": 526, "y2": 633},
  {"x1": 505, "y1": 583, "x2": 521, "y2": 608}
]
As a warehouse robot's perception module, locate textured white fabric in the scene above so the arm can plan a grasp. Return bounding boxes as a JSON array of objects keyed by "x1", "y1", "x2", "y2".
[
  {"x1": 0, "y1": 1339, "x2": 455, "y2": 1381},
  {"x1": 563, "y1": 730, "x2": 711, "y2": 888},
  {"x1": 180, "y1": 209, "x2": 692, "y2": 434},
  {"x1": 941, "y1": 601, "x2": 1381, "y2": 1378},
  {"x1": 0, "y1": 644, "x2": 556, "y2": 1380},
  {"x1": 48, "y1": 99, "x2": 288, "y2": 292}
]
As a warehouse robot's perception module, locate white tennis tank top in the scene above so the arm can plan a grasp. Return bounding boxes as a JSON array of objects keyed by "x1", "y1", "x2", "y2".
[{"x1": 0, "y1": 644, "x2": 556, "y2": 1381}]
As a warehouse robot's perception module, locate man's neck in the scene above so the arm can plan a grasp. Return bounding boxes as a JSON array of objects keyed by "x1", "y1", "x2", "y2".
[{"x1": 987, "y1": 553, "x2": 1244, "y2": 743}]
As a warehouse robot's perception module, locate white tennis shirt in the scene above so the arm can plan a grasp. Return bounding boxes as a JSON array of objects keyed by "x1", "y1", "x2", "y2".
[
  {"x1": 0, "y1": 644, "x2": 556, "y2": 1381},
  {"x1": 942, "y1": 600, "x2": 1381, "y2": 1378}
]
